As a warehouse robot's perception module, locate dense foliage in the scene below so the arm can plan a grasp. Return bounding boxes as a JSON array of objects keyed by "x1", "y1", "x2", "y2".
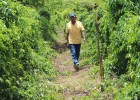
[
  {"x1": 100, "y1": 0, "x2": 140, "y2": 99},
  {"x1": 0, "y1": 0, "x2": 57, "y2": 99},
  {"x1": 0, "y1": 0, "x2": 139, "y2": 99}
]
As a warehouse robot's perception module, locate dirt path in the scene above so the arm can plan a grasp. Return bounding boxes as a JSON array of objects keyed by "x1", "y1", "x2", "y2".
[{"x1": 53, "y1": 29, "x2": 101, "y2": 100}]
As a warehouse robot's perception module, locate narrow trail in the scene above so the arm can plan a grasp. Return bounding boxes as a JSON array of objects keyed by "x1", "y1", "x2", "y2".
[{"x1": 53, "y1": 29, "x2": 101, "y2": 100}]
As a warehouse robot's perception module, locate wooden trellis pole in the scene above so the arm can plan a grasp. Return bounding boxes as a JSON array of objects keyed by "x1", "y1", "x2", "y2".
[{"x1": 94, "y1": 3, "x2": 104, "y2": 81}]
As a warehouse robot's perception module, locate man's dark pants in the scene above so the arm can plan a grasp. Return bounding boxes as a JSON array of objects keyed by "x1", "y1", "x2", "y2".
[{"x1": 69, "y1": 44, "x2": 81, "y2": 66}]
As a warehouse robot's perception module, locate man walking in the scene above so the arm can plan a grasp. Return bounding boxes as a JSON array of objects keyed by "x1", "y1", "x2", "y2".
[{"x1": 66, "y1": 13, "x2": 86, "y2": 71}]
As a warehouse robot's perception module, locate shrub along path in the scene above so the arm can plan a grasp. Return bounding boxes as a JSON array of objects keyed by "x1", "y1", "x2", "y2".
[{"x1": 52, "y1": 28, "x2": 101, "y2": 100}]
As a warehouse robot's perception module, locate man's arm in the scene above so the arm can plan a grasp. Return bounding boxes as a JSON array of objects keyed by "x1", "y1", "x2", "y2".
[
  {"x1": 81, "y1": 31, "x2": 86, "y2": 43},
  {"x1": 65, "y1": 23, "x2": 69, "y2": 47},
  {"x1": 66, "y1": 32, "x2": 69, "y2": 47},
  {"x1": 80, "y1": 22, "x2": 86, "y2": 43}
]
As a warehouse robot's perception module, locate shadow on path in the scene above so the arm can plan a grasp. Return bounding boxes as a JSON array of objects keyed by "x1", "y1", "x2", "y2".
[{"x1": 52, "y1": 42, "x2": 68, "y2": 53}]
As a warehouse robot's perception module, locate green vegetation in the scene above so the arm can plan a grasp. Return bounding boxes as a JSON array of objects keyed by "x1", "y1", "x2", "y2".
[
  {"x1": 0, "y1": 0, "x2": 57, "y2": 99},
  {"x1": 0, "y1": 0, "x2": 139, "y2": 99}
]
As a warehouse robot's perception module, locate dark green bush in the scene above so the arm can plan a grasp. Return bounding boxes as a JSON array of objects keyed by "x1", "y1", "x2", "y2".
[{"x1": 0, "y1": 0, "x2": 56, "y2": 99}]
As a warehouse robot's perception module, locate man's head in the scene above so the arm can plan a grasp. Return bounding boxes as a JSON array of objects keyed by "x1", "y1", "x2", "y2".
[
  {"x1": 69, "y1": 13, "x2": 77, "y2": 23},
  {"x1": 69, "y1": 13, "x2": 76, "y2": 18}
]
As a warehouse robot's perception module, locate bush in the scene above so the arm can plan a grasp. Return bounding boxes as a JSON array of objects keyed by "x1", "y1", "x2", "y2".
[{"x1": 0, "y1": 0, "x2": 57, "y2": 99}]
